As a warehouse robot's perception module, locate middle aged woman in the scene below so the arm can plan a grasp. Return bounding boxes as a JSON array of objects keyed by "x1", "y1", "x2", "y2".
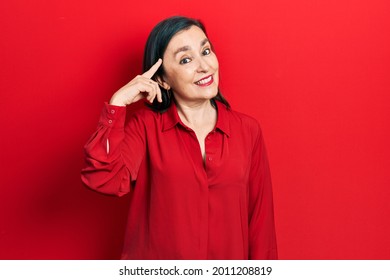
[{"x1": 81, "y1": 16, "x2": 278, "y2": 260}]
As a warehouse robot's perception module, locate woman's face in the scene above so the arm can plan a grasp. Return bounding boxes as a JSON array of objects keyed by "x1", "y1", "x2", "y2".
[{"x1": 160, "y1": 25, "x2": 219, "y2": 105}]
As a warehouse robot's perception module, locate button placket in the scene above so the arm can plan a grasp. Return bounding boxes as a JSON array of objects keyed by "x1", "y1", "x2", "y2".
[{"x1": 204, "y1": 131, "x2": 219, "y2": 169}]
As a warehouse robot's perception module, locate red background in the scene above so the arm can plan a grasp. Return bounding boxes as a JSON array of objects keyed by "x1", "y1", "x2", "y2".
[{"x1": 1, "y1": 0, "x2": 389, "y2": 259}]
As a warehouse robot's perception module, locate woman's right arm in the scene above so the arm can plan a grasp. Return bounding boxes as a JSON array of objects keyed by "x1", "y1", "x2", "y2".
[{"x1": 81, "y1": 59, "x2": 163, "y2": 196}]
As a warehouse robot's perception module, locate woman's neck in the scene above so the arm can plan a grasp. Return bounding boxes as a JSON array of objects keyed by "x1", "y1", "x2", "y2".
[{"x1": 175, "y1": 99, "x2": 217, "y2": 130}]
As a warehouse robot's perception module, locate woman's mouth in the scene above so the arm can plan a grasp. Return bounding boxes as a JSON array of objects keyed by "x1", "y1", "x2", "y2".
[{"x1": 194, "y1": 75, "x2": 213, "y2": 87}]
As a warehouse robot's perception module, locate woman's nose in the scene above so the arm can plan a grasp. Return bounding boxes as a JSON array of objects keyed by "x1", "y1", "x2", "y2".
[{"x1": 196, "y1": 57, "x2": 210, "y2": 72}]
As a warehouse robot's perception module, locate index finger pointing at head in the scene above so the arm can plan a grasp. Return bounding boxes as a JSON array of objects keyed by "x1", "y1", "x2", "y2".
[{"x1": 142, "y1": 58, "x2": 162, "y2": 79}]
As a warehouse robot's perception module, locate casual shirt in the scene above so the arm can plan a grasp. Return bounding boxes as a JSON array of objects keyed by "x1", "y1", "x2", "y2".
[{"x1": 81, "y1": 100, "x2": 277, "y2": 259}]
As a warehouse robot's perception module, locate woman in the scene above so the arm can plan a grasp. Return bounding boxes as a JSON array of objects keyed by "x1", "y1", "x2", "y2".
[{"x1": 81, "y1": 16, "x2": 277, "y2": 260}]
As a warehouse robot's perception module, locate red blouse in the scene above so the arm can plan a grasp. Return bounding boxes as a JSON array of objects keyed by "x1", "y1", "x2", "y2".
[{"x1": 81, "y1": 100, "x2": 277, "y2": 260}]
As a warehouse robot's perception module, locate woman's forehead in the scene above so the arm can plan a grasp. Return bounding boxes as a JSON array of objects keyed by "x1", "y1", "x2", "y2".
[{"x1": 165, "y1": 26, "x2": 208, "y2": 53}]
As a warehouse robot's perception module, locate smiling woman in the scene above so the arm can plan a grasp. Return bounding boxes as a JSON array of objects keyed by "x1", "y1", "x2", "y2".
[
  {"x1": 159, "y1": 28, "x2": 220, "y2": 107},
  {"x1": 81, "y1": 16, "x2": 278, "y2": 260}
]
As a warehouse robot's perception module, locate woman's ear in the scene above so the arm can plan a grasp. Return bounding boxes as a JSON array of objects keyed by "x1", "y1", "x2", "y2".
[{"x1": 156, "y1": 76, "x2": 170, "y2": 90}]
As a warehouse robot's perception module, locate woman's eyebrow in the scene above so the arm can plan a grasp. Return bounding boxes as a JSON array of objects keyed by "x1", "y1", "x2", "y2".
[
  {"x1": 174, "y1": 46, "x2": 191, "y2": 56},
  {"x1": 173, "y1": 38, "x2": 210, "y2": 56},
  {"x1": 200, "y1": 38, "x2": 209, "y2": 47}
]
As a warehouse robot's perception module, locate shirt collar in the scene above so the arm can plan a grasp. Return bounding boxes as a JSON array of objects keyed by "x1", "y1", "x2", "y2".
[{"x1": 162, "y1": 99, "x2": 231, "y2": 137}]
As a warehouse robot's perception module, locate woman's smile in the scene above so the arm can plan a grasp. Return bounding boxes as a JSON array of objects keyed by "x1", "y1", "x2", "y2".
[{"x1": 194, "y1": 75, "x2": 214, "y2": 86}]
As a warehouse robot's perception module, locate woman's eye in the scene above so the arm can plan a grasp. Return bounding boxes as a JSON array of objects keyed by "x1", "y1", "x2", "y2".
[
  {"x1": 203, "y1": 48, "x2": 211, "y2": 55},
  {"x1": 180, "y1": 58, "x2": 191, "y2": 64}
]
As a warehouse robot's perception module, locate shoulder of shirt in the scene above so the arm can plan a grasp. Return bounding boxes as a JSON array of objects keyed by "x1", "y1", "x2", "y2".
[{"x1": 225, "y1": 107, "x2": 262, "y2": 135}]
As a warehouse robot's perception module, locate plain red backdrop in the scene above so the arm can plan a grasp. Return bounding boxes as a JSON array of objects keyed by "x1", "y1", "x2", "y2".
[{"x1": 1, "y1": 0, "x2": 389, "y2": 259}]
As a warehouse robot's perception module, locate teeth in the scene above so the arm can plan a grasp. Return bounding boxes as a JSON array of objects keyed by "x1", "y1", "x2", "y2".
[{"x1": 196, "y1": 76, "x2": 212, "y2": 85}]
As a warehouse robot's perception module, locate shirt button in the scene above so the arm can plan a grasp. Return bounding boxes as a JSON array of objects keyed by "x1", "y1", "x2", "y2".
[
  {"x1": 208, "y1": 157, "x2": 212, "y2": 161},
  {"x1": 110, "y1": 109, "x2": 115, "y2": 114},
  {"x1": 108, "y1": 120, "x2": 113, "y2": 124}
]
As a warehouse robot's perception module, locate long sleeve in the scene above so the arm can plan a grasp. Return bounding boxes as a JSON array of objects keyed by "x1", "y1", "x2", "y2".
[
  {"x1": 81, "y1": 102, "x2": 146, "y2": 197},
  {"x1": 248, "y1": 124, "x2": 278, "y2": 259}
]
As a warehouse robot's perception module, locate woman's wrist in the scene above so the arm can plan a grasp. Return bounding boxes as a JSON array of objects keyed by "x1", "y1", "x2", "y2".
[{"x1": 109, "y1": 95, "x2": 127, "y2": 107}]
